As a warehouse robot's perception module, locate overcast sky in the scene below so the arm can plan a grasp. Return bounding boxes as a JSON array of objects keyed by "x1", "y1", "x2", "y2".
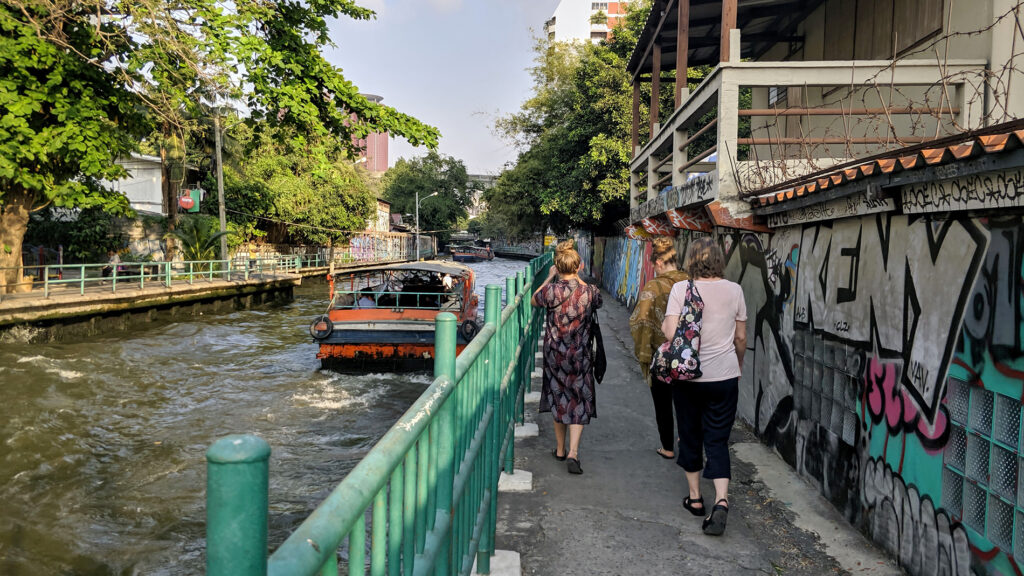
[{"x1": 325, "y1": 0, "x2": 560, "y2": 176}]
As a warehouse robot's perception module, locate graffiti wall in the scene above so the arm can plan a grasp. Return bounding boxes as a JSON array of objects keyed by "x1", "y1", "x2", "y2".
[{"x1": 598, "y1": 214, "x2": 1024, "y2": 575}]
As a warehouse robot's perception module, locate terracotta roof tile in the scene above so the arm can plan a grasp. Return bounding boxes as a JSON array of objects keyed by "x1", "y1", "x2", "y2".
[
  {"x1": 898, "y1": 155, "x2": 919, "y2": 169},
  {"x1": 746, "y1": 121, "x2": 1024, "y2": 212},
  {"x1": 921, "y1": 148, "x2": 946, "y2": 165},
  {"x1": 949, "y1": 142, "x2": 975, "y2": 159},
  {"x1": 878, "y1": 158, "x2": 898, "y2": 173},
  {"x1": 979, "y1": 134, "x2": 1010, "y2": 153}
]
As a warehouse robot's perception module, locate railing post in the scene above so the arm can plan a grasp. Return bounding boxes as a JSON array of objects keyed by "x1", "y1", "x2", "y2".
[
  {"x1": 206, "y1": 434, "x2": 270, "y2": 576},
  {"x1": 478, "y1": 285, "x2": 502, "y2": 574},
  {"x1": 503, "y1": 275, "x2": 517, "y2": 474},
  {"x1": 515, "y1": 271, "x2": 526, "y2": 425},
  {"x1": 434, "y1": 312, "x2": 458, "y2": 576},
  {"x1": 165, "y1": 262, "x2": 171, "y2": 288}
]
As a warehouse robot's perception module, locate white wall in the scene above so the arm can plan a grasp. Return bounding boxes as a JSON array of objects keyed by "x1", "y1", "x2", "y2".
[
  {"x1": 106, "y1": 155, "x2": 165, "y2": 216},
  {"x1": 550, "y1": 0, "x2": 592, "y2": 43}
]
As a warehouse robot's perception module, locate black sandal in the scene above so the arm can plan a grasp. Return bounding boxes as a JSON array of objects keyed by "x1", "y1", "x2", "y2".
[
  {"x1": 683, "y1": 495, "x2": 704, "y2": 516},
  {"x1": 567, "y1": 457, "x2": 583, "y2": 475},
  {"x1": 551, "y1": 448, "x2": 567, "y2": 461},
  {"x1": 702, "y1": 499, "x2": 729, "y2": 536}
]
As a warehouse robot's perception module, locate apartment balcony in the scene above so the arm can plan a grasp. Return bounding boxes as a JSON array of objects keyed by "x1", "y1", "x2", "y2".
[{"x1": 629, "y1": 39, "x2": 987, "y2": 231}]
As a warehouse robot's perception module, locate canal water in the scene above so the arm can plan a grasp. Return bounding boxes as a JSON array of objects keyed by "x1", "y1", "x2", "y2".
[{"x1": 0, "y1": 257, "x2": 534, "y2": 575}]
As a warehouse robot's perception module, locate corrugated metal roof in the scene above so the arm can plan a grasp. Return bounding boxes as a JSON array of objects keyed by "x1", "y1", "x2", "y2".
[{"x1": 749, "y1": 121, "x2": 1024, "y2": 209}]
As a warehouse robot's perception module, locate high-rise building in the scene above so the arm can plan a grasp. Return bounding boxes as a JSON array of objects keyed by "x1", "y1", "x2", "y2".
[
  {"x1": 545, "y1": 1, "x2": 626, "y2": 44},
  {"x1": 353, "y1": 94, "x2": 389, "y2": 174}
]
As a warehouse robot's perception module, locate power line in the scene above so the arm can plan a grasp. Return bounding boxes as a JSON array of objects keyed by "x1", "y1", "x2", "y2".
[{"x1": 223, "y1": 207, "x2": 459, "y2": 235}]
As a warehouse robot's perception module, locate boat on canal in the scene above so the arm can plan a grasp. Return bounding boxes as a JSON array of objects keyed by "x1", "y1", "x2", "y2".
[
  {"x1": 449, "y1": 244, "x2": 494, "y2": 263},
  {"x1": 309, "y1": 260, "x2": 481, "y2": 368}
]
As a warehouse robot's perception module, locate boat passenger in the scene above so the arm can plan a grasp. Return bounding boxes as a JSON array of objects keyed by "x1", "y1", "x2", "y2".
[{"x1": 356, "y1": 288, "x2": 377, "y2": 309}]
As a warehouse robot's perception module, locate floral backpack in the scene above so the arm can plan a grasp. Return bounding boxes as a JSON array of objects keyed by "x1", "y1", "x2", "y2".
[{"x1": 650, "y1": 280, "x2": 703, "y2": 384}]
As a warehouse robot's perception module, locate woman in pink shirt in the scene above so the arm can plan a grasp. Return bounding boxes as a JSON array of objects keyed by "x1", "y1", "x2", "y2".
[{"x1": 661, "y1": 237, "x2": 747, "y2": 536}]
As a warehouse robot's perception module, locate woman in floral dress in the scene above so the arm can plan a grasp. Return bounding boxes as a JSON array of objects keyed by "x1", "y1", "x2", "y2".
[{"x1": 531, "y1": 240, "x2": 603, "y2": 475}]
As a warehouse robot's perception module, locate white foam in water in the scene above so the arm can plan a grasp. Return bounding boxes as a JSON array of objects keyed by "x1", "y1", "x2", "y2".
[
  {"x1": 1, "y1": 325, "x2": 42, "y2": 344},
  {"x1": 292, "y1": 383, "x2": 360, "y2": 410},
  {"x1": 16, "y1": 355, "x2": 48, "y2": 364},
  {"x1": 45, "y1": 368, "x2": 83, "y2": 380}
]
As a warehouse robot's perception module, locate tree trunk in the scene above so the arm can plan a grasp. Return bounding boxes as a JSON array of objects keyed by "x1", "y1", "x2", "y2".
[
  {"x1": 0, "y1": 187, "x2": 35, "y2": 294},
  {"x1": 161, "y1": 123, "x2": 180, "y2": 261}
]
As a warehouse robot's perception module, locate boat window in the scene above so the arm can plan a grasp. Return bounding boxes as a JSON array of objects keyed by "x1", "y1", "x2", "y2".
[{"x1": 331, "y1": 269, "x2": 466, "y2": 310}]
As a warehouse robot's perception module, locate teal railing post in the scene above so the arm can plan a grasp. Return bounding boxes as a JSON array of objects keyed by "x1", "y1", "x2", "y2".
[
  {"x1": 434, "y1": 312, "x2": 458, "y2": 575},
  {"x1": 523, "y1": 264, "x2": 534, "y2": 393},
  {"x1": 478, "y1": 285, "x2": 502, "y2": 574},
  {"x1": 503, "y1": 275, "x2": 517, "y2": 475},
  {"x1": 514, "y1": 271, "x2": 525, "y2": 425},
  {"x1": 206, "y1": 434, "x2": 270, "y2": 576},
  {"x1": 165, "y1": 262, "x2": 172, "y2": 288}
]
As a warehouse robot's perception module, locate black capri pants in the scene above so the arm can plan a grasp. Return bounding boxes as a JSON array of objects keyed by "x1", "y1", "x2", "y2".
[{"x1": 671, "y1": 377, "x2": 739, "y2": 479}]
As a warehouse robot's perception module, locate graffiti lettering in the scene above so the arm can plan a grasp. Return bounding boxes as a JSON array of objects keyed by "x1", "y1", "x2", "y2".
[
  {"x1": 766, "y1": 191, "x2": 895, "y2": 227},
  {"x1": 862, "y1": 459, "x2": 971, "y2": 575},
  {"x1": 834, "y1": 321, "x2": 850, "y2": 332},
  {"x1": 673, "y1": 173, "x2": 717, "y2": 209},
  {"x1": 794, "y1": 215, "x2": 987, "y2": 421},
  {"x1": 901, "y1": 168, "x2": 1024, "y2": 214}
]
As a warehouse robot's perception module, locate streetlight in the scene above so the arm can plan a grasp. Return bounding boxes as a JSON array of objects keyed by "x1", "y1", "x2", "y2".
[{"x1": 415, "y1": 191, "x2": 437, "y2": 261}]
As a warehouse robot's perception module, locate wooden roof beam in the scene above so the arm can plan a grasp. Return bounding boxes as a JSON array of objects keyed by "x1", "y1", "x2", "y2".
[{"x1": 630, "y1": 0, "x2": 679, "y2": 85}]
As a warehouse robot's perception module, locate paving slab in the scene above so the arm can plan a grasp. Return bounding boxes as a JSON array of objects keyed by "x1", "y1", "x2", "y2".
[{"x1": 493, "y1": 290, "x2": 874, "y2": 576}]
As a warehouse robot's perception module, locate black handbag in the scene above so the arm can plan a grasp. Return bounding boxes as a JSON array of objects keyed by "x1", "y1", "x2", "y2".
[{"x1": 591, "y1": 296, "x2": 607, "y2": 384}]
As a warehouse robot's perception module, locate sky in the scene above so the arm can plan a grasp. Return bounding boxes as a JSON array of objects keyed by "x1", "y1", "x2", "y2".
[{"x1": 325, "y1": 0, "x2": 561, "y2": 176}]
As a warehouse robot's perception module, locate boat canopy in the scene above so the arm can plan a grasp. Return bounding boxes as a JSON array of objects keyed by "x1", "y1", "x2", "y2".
[{"x1": 332, "y1": 260, "x2": 472, "y2": 277}]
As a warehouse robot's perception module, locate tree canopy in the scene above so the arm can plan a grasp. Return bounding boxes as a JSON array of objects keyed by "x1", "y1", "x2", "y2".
[
  {"x1": 0, "y1": 0, "x2": 438, "y2": 290},
  {"x1": 486, "y1": 1, "x2": 654, "y2": 237},
  {"x1": 382, "y1": 152, "x2": 473, "y2": 244}
]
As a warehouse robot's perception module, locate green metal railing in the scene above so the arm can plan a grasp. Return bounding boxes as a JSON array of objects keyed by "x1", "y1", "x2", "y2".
[
  {"x1": 206, "y1": 252, "x2": 552, "y2": 576},
  {"x1": 0, "y1": 257, "x2": 305, "y2": 302}
]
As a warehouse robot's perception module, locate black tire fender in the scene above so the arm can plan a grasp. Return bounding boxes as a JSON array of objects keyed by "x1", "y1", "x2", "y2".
[
  {"x1": 309, "y1": 315, "x2": 333, "y2": 340},
  {"x1": 460, "y1": 319, "x2": 480, "y2": 342}
]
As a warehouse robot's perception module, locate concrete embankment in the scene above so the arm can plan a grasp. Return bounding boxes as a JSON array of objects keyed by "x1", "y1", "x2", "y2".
[{"x1": 0, "y1": 275, "x2": 301, "y2": 341}]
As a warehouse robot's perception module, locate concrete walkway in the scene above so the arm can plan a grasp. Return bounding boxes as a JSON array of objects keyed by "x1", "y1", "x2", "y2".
[{"x1": 493, "y1": 291, "x2": 902, "y2": 576}]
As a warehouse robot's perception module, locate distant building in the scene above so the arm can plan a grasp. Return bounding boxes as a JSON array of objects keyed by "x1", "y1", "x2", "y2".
[
  {"x1": 104, "y1": 153, "x2": 202, "y2": 217},
  {"x1": 106, "y1": 154, "x2": 165, "y2": 215},
  {"x1": 545, "y1": 0, "x2": 627, "y2": 43},
  {"x1": 466, "y1": 174, "x2": 497, "y2": 220},
  {"x1": 353, "y1": 94, "x2": 389, "y2": 174},
  {"x1": 367, "y1": 199, "x2": 391, "y2": 233}
]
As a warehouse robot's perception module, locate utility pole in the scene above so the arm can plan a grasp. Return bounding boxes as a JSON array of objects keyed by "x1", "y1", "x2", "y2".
[
  {"x1": 214, "y1": 115, "x2": 228, "y2": 263},
  {"x1": 414, "y1": 191, "x2": 437, "y2": 261}
]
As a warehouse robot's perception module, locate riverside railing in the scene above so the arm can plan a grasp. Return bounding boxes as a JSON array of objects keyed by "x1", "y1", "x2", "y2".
[
  {"x1": 205, "y1": 251, "x2": 552, "y2": 576},
  {"x1": 0, "y1": 245, "x2": 439, "y2": 302},
  {"x1": 0, "y1": 256, "x2": 303, "y2": 302}
]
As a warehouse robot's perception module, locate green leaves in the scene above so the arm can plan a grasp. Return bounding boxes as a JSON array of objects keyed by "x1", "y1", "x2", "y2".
[
  {"x1": 490, "y1": 13, "x2": 646, "y2": 235},
  {"x1": 2, "y1": 0, "x2": 437, "y2": 266},
  {"x1": 382, "y1": 152, "x2": 472, "y2": 244}
]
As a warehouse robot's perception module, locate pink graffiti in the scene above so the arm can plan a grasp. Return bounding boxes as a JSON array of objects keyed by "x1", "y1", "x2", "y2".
[{"x1": 865, "y1": 357, "x2": 950, "y2": 454}]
